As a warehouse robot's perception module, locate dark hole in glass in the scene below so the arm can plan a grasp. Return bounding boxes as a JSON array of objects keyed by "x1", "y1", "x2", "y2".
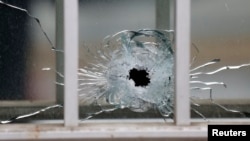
[{"x1": 128, "y1": 68, "x2": 150, "y2": 87}]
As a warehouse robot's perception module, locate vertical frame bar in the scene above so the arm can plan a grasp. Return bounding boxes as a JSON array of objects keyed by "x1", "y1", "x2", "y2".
[
  {"x1": 174, "y1": 0, "x2": 191, "y2": 125},
  {"x1": 169, "y1": 0, "x2": 174, "y2": 30},
  {"x1": 156, "y1": 0, "x2": 171, "y2": 29},
  {"x1": 56, "y1": 0, "x2": 79, "y2": 127},
  {"x1": 64, "y1": 0, "x2": 79, "y2": 127},
  {"x1": 156, "y1": 0, "x2": 174, "y2": 30},
  {"x1": 56, "y1": 0, "x2": 64, "y2": 105}
]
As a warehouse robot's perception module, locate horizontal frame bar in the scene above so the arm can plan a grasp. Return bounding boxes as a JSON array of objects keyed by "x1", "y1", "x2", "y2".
[
  {"x1": 0, "y1": 120, "x2": 207, "y2": 140},
  {"x1": 1, "y1": 119, "x2": 250, "y2": 140}
]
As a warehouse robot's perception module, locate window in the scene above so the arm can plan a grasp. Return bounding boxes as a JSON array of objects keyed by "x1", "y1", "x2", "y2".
[{"x1": 0, "y1": 0, "x2": 249, "y2": 140}]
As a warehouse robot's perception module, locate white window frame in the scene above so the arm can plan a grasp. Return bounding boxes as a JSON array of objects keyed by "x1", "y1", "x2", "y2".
[{"x1": 0, "y1": 0, "x2": 249, "y2": 140}]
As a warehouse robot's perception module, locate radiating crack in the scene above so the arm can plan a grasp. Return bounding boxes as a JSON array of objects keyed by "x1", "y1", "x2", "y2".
[
  {"x1": 0, "y1": 105, "x2": 62, "y2": 124},
  {"x1": 79, "y1": 29, "x2": 175, "y2": 119},
  {"x1": 0, "y1": 0, "x2": 54, "y2": 50}
]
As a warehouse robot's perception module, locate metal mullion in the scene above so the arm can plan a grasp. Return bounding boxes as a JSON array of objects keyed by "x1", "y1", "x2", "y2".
[
  {"x1": 63, "y1": 0, "x2": 79, "y2": 127},
  {"x1": 56, "y1": 0, "x2": 79, "y2": 127},
  {"x1": 174, "y1": 0, "x2": 191, "y2": 125}
]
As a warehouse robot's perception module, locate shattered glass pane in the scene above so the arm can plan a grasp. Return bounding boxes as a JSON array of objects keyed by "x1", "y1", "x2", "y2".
[
  {"x1": 79, "y1": 0, "x2": 173, "y2": 119},
  {"x1": 190, "y1": 0, "x2": 250, "y2": 119},
  {"x1": 79, "y1": 29, "x2": 174, "y2": 119},
  {"x1": 0, "y1": 0, "x2": 62, "y2": 123}
]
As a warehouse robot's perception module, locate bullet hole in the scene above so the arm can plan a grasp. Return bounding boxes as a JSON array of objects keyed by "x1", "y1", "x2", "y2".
[{"x1": 128, "y1": 68, "x2": 150, "y2": 87}]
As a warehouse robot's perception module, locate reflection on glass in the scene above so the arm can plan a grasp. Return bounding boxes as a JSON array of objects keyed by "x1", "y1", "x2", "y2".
[{"x1": 190, "y1": 0, "x2": 250, "y2": 118}]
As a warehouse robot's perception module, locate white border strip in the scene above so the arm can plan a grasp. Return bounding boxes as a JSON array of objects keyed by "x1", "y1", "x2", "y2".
[
  {"x1": 62, "y1": 0, "x2": 79, "y2": 127},
  {"x1": 0, "y1": 121, "x2": 207, "y2": 140},
  {"x1": 174, "y1": 0, "x2": 191, "y2": 125},
  {"x1": 2, "y1": 118, "x2": 250, "y2": 140}
]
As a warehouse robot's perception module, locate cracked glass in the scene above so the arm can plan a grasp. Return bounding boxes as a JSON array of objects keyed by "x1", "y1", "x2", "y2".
[
  {"x1": 0, "y1": 0, "x2": 62, "y2": 123},
  {"x1": 190, "y1": 0, "x2": 250, "y2": 119},
  {"x1": 78, "y1": 0, "x2": 175, "y2": 120}
]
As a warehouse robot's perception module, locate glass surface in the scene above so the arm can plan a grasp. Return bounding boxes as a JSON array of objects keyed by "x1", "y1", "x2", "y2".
[
  {"x1": 190, "y1": 0, "x2": 250, "y2": 118},
  {"x1": 0, "y1": 0, "x2": 62, "y2": 123},
  {"x1": 79, "y1": 0, "x2": 175, "y2": 120}
]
